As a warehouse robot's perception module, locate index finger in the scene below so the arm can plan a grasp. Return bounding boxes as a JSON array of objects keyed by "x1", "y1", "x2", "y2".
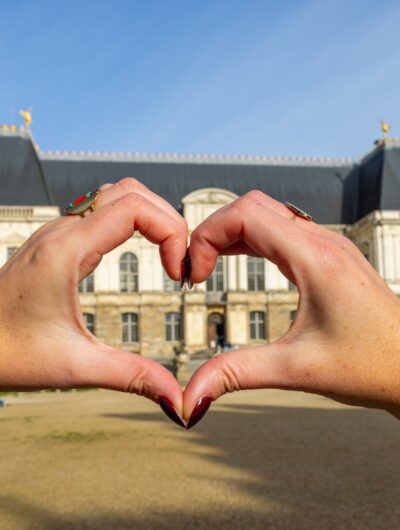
[
  {"x1": 189, "y1": 190, "x2": 318, "y2": 288},
  {"x1": 70, "y1": 192, "x2": 188, "y2": 281}
]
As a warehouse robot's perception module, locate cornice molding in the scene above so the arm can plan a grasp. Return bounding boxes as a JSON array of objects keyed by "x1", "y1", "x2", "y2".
[{"x1": 39, "y1": 149, "x2": 355, "y2": 167}]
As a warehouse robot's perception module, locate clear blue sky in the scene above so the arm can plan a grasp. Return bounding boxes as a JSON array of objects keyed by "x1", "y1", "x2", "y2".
[{"x1": 1, "y1": 0, "x2": 400, "y2": 158}]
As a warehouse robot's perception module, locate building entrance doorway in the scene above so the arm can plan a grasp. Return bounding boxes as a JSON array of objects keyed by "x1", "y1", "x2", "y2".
[{"x1": 207, "y1": 312, "x2": 225, "y2": 349}]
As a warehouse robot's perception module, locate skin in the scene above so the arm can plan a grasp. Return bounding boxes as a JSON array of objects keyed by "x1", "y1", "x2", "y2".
[
  {"x1": 1, "y1": 181, "x2": 399, "y2": 424},
  {"x1": 183, "y1": 190, "x2": 400, "y2": 421},
  {"x1": 0, "y1": 178, "x2": 187, "y2": 414}
]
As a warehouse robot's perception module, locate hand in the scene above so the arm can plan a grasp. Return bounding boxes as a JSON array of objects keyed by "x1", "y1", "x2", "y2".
[
  {"x1": 183, "y1": 191, "x2": 400, "y2": 426},
  {"x1": 0, "y1": 178, "x2": 186, "y2": 419}
]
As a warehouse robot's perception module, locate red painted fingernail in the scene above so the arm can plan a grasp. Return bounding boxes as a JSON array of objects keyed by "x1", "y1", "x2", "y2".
[
  {"x1": 180, "y1": 258, "x2": 186, "y2": 288},
  {"x1": 186, "y1": 397, "x2": 212, "y2": 430},
  {"x1": 180, "y1": 248, "x2": 192, "y2": 289},
  {"x1": 159, "y1": 397, "x2": 185, "y2": 428}
]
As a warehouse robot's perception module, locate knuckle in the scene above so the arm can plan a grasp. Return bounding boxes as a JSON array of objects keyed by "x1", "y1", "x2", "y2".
[
  {"x1": 219, "y1": 363, "x2": 242, "y2": 394},
  {"x1": 243, "y1": 189, "x2": 266, "y2": 205},
  {"x1": 126, "y1": 364, "x2": 152, "y2": 398},
  {"x1": 119, "y1": 191, "x2": 144, "y2": 209},
  {"x1": 29, "y1": 234, "x2": 61, "y2": 265},
  {"x1": 117, "y1": 177, "x2": 142, "y2": 193},
  {"x1": 308, "y1": 233, "x2": 348, "y2": 275}
]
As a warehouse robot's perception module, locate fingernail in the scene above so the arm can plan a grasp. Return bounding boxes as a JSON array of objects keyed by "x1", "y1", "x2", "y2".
[
  {"x1": 159, "y1": 397, "x2": 185, "y2": 428},
  {"x1": 186, "y1": 396, "x2": 212, "y2": 430},
  {"x1": 180, "y1": 248, "x2": 191, "y2": 289},
  {"x1": 180, "y1": 258, "x2": 186, "y2": 288}
]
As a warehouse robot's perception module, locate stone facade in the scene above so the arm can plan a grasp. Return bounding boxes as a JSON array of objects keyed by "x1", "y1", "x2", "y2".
[{"x1": 1, "y1": 191, "x2": 399, "y2": 358}]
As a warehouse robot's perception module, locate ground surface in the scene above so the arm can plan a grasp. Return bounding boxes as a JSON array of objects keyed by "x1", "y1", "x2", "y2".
[{"x1": 0, "y1": 388, "x2": 399, "y2": 530}]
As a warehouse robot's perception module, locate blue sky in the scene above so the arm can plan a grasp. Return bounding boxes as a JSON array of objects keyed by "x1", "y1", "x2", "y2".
[{"x1": 0, "y1": 0, "x2": 399, "y2": 158}]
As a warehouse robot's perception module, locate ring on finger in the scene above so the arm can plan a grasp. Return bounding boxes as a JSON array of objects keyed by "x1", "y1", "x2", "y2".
[
  {"x1": 65, "y1": 190, "x2": 100, "y2": 217},
  {"x1": 284, "y1": 201, "x2": 313, "y2": 222}
]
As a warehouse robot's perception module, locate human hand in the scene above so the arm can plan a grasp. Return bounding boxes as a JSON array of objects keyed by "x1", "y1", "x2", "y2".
[
  {"x1": 183, "y1": 191, "x2": 400, "y2": 427},
  {"x1": 0, "y1": 178, "x2": 186, "y2": 423}
]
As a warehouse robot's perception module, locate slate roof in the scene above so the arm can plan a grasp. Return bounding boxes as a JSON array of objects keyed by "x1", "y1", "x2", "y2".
[
  {"x1": 0, "y1": 129, "x2": 399, "y2": 224},
  {"x1": 0, "y1": 130, "x2": 53, "y2": 206}
]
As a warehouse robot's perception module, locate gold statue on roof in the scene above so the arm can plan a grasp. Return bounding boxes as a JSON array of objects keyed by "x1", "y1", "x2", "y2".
[
  {"x1": 19, "y1": 109, "x2": 32, "y2": 127},
  {"x1": 380, "y1": 120, "x2": 390, "y2": 139}
]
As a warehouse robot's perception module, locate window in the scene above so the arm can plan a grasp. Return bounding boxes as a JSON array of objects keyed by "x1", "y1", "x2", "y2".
[
  {"x1": 165, "y1": 312, "x2": 182, "y2": 342},
  {"x1": 206, "y1": 256, "x2": 224, "y2": 292},
  {"x1": 7, "y1": 246, "x2": 19, "y2": 260},
  {"x1": 79, "y1": 273, "x2": 95, "y2": 293},
  {"x1": 163, "y1": 271, "x2": 180, "y2": 292},
  {"x1": 120, "y1": 252, "x2": 138, "y2": 292},
  {"x1": 250, "y1": 311, "x2": 266, "y2": 340},
  {"x1": 247, "y1": 257, "x2": 265, "y2": 291},
  {"x1": 122, "y1": 313, "x2": 139, "y2": 343},
  {"x1": 83, "y1": 313, "x2": 95, "y2": 334}
]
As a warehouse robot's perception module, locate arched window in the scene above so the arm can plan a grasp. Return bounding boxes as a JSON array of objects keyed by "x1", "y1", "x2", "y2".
[
  {"x1": 83, "y1": 313, "x2": 95, "y2": 334},
  {"x1": 206, "y1": 256, "x2": 224, "y2": 292},
  {"x1": 163, "y1": 271, "x2": 180, "y2": 292},
  {"x1": 250, "y1": 311, "x2": 266, "y2": 340},
  {"x1": 120, "y1": 252, "x2": 138, "y2": 292},
  {"x1": 79, "y1": 273, "x2": 95, "y2": 293},
  {"x1": 165, "y1": 312, "x2": 182, "y2": 342},
  {"x1": 122, "y1": 313, "x2": 139, "y2": 343},
  {"x1": 247, "y1": 257, "x2": 265, "y2": 291}
]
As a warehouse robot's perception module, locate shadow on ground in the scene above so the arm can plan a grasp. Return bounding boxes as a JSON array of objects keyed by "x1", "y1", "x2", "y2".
[
  {"x1": 103, "y1": 404, "x2": 400, "y2": 529},
  {"x1": 2, "y1": 402, "x2": 400, "y2": 529}
]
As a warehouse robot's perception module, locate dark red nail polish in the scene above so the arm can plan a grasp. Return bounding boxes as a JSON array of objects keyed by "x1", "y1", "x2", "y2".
[
  {"x1": 186, "y1": 396, "x2": 212, "y2": 430},
  {"x1": 185, "y1": 248, "x2": 191, "y2": 284},
  {"x1": 180, "y1": 248, "x2": 192, "y2": 289},
  {"x1": 180, "y1": 258, "x2": 186, "y2": 288},
  {"x1": 159, "y1": 397, "x2": 185, "y2": 428}
]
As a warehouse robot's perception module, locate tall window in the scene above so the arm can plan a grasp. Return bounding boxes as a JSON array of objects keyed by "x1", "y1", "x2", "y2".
[
  {"x1": 122, "y1": 313, "x2": 139, "y2": 343},
  {"x1": 163, "y1": 271, "x2": 180, "y2": 292},
  {"x1": 7, "y1": 246, "x2": 19, "y2": 260},
  {"x1": 83, "y1": 313, "x2": 95, "y2": 334},
  {"x1": 250, "y1": 311, "x2": 266, "y2": 340},
  {"x1": 247, "y1": 257, "x2": 265, "y2": 291},
  {"x1": 120, "y1": 252, "x2": 138, "y2": 292},
  {"x1": 165, "y1": 312, "x2": 182, "y2": 342},
  {"x1": 206, "y1": 256, "x2": 224, "y2": 292},
  {"x1": 79, "y1": 273, "x2": 95, "y2": 293}
]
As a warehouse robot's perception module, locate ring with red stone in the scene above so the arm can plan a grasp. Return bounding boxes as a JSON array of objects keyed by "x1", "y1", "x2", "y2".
[{"x1": 65, "y1": 190, "x2": 100, "y2": 217}]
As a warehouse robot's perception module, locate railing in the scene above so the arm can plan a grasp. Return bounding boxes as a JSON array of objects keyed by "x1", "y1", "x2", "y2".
[
  {"x1": 0, "y1": 207, "x2": 35, "y2": 218},
  {"x1": 0, "y1": 206, "x2": 60, "y2": 221},
  {"x1": 206, "y1": 292, "x2": 227, "y2": 305},
  {"x1": 324, "y1": 224, "x2": 346, "y2": 234}
]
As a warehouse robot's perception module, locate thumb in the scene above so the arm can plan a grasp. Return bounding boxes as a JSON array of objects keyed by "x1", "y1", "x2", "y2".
[
  {"x1": 75, "y1": 344, "x2": 185, "y2": 427},
  {"x1": 183, "y1": 343, "x2": 297, "y2": 428}
]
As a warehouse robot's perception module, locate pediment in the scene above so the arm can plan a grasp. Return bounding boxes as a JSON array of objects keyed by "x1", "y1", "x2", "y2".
[
  {"x1": 0, "y1": 232, "x2": 27, "y2": 245},
  {"x1": 182, "y1": 188, "x2": 238, "y2": 205}
]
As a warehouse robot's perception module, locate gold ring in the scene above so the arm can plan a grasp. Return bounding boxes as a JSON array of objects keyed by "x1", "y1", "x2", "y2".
[{"x1": 65, "y1": 190, "x2": 100, "y2": 217}]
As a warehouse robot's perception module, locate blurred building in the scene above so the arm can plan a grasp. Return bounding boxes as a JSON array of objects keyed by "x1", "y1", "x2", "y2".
[{"x1": 0, "y1": 126, "x2": 399, "y2": 356}]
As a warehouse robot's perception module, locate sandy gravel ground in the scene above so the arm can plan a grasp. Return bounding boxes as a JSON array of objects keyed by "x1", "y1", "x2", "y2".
[{"x1": 0, "y1": 388, "x2": 399, "y2": 530}]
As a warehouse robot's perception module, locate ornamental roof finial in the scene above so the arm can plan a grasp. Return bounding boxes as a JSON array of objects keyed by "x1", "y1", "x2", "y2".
[
  {"x1": 380, "y1": 119, "x2": 390, "y2": 140},
  {"x1": 19, "y1": 108, "x2": 32, "y2": 128}
]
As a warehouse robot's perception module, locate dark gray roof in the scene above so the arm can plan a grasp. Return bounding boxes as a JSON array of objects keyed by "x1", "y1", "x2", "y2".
[
  {"x1": 1, "y1": 130, "x2": 399, "y2": 224},
  {"x1": 0, "y1": 132, "x2": 53, "y2": 206},
  {"x1": 41, "y1": 156, "x2": 355, "y2": 224}
]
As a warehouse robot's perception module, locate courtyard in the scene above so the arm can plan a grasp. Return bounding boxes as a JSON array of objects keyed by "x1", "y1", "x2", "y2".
[{"x1": 0, "y1": 387, "x2": 399, "y2": 529}]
